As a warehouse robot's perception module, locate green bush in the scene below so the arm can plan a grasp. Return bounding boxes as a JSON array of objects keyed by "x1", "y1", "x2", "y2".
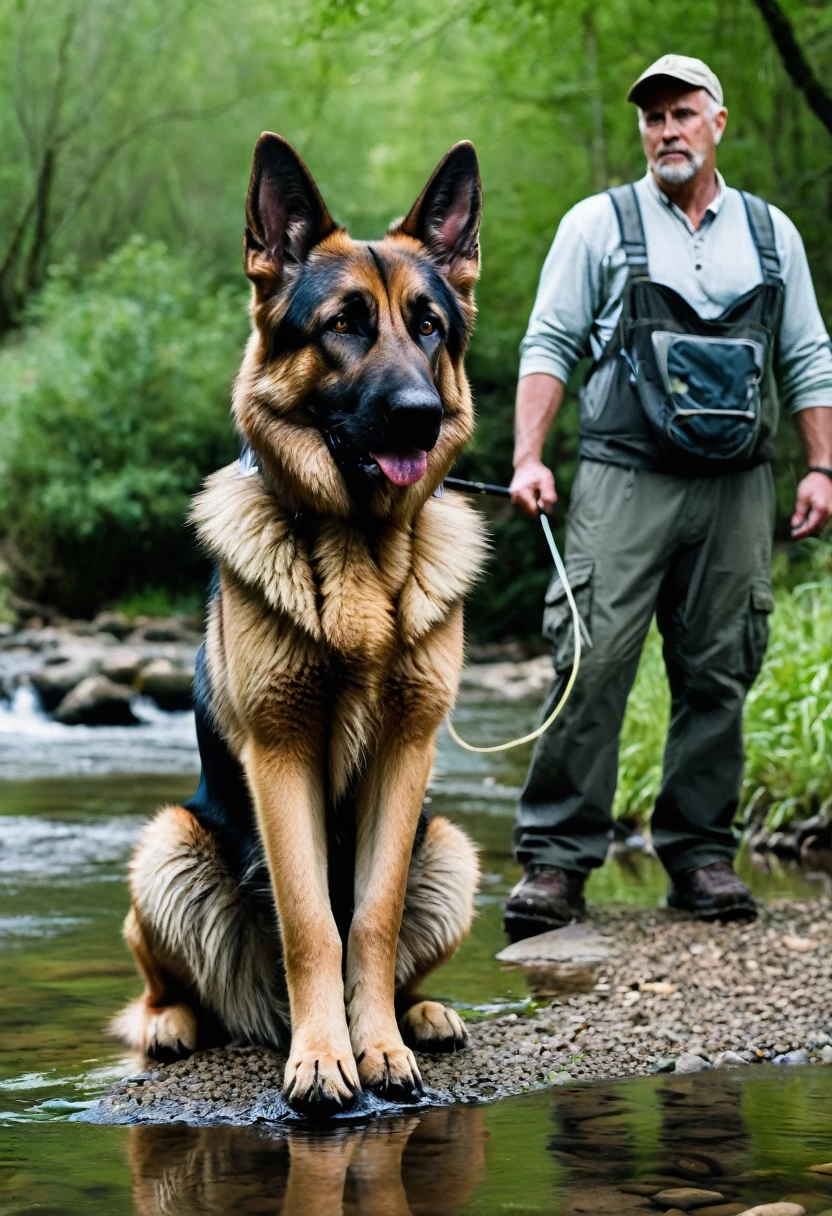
[
  {"x1": 0, "y1": 238, "x2": 245, "y2": 615},
  {"x1": 614, "y1": 545, "x2": 832, "y2": 831}
]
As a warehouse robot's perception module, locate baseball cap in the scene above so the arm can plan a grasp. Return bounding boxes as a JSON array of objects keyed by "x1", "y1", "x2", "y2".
[{"x1": 627, "y1": 54, "x2": 723, "y2": 108}]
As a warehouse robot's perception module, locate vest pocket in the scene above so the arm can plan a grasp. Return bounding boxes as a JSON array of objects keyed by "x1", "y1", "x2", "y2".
[{"x1": 542, "y1": 558, "x2": 594, "y2": 671}]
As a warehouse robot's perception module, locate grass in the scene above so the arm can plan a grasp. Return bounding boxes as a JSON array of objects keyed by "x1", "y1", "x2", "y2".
[{"x1": 614, "y1": 544, "x2": 832, "y2": 832}]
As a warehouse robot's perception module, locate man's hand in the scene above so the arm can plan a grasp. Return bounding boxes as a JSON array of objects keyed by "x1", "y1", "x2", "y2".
[
  {"x1": 790, "y1": 471, "x2": 832, "y2": 539},
  {"x1": 510, "y1": 457, "x2": 557, "y2": 517}
]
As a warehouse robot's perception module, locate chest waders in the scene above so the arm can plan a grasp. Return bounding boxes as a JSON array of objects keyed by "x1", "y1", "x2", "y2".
[
  {"x1": 579, "y1": 185, "x2": 784, "y2": 473},
  {"x1": 512, "y1": 184, "x2": 782, "y2": 890}
]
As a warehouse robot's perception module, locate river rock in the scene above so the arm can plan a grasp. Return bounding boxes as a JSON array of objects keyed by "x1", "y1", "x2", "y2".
[
  {"x1": 808, "y1": 1165, "x2": 832, "y2": 1175},
  {"x1": 783, "y1": 1197, "x2": 832, "y2": 1214},
  {"x1": 676, "y1": 1158, "x2": 713, "y2": 1179},
  {"x1": 101, "y1": 649, "x2": 144, "y2": 687},
  {"x1": 652, "y1": 1189, "x2": 725, "y2": 1210},
  {"x1": 820, "y1": 1046, "x2": 832, "y2": 1064},
  {"x1": 674, "y1": 1053, "x2": 711, "y2": 1074},
  {"x1": 54, "y1": 676, "x2": 140, "y2": 726},
  {"x1": 496, "y1": 922, "x2": 611, "y2": 966},
  {"x1": 460, "y1": 654, "x2": 551, "y2": 702},
  {"x1": 713, "y1": 1051, "x2": 748, "y2": 1068},
  {"x1": 129, "y1": 619, "x2": 202, "y2": 645},
  {"x1": 694, "y1": 1206, "x2": 748, "y2": 1216},
  {"x1": 737, "y1": 1205, "x2": 806, "y2": 1215},
  {"x1": 30, "y1": 657, "x2": 102, "y2": 710},
  {"x1": 137, "y1": 658, "x2": 194, "y2": 710},
  {"x1": 91, "y1": 611, "x2": 133, "y2": 640},
  {"x1": 772, "y1": 1049, "x2": 809, "y2": 1066}
]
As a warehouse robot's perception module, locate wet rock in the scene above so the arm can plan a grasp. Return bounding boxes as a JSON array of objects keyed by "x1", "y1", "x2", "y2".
[
  {"x1": 674, "y1": 1053, "x2": 711, "y2": 1075},
  {"x1": 496, "y1": 922, "x2": 612, "y2": 966},
  {"x1": 619, "y1": 1181, "x2": 666, "y2": 1196},
  {"x1": 695, "y1": 1206, "x2": 748, "y2": 1216},
  {"x1": 128, "y1": 619, "x2": 202, "y2": 645},
  {"x1": 91, "y1": 611, "x2": 134, "y2": 640},
  {"x1": 781, "y1": 1198, "x2": 832, "y2": 1214},
  {"x1": 807, "y1": 1165, "x2": 832, "y2": 1175},
  {"x1": 736, "y1": 1205, "x2": 807, "y2": 1215},
  {"x1": 772, "y1": 1049, "x2": 809, "y2": 1066},
  {"x1": 100, "y1": 649, "x2": 144, "y2": 687},
  {"x1": 651, "y1": 1189, "x2": 725, "y2": 1210},
  {"x1": 54, "y1": 676, "x2": 140, "y2": 726},
  {"x1": 820, "y1": 1046, "x2": 832, "y2": 1064},
  {"x1": 460, "y1": 655, "x2": 551, "y2": 702},
  {"x1": 676, "y1": 1158, "x2": 714, "y2": 1179},
  {"x1": 30, "y1": 657, "x2": 102, "y2": 710},
  {"x1": 713, "y1": 1051, "x2": 748, "y2": 1068},
  {"x1": 137, "y1": 658, "x2": 194, "y2": 711}
]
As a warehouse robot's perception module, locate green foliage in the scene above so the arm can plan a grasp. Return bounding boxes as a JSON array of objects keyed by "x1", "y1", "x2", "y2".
[
  {"x1": 0, "y1": 0, "x2": 830, "y2": 629},
  {"x1": 112, "y1": 585, "x2": 206, "y2": 620},
  {"x1": 0, "y1": 238, "x2": 245, "y2": 614},
  {"x1": 614, "y1": 545, "x2": 832, "y2": 830}
]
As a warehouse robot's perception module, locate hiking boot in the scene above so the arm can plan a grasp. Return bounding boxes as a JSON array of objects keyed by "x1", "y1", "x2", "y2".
[
  {"x1": 503, "y1": 864, "x2": 587, "y2": 942},
  {"x1": 667, "y1": 860, "x2": 757, "y2": 922}
]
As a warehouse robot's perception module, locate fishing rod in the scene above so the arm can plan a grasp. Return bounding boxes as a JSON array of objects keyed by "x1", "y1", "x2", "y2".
[{"x1": 440, "y1": 476, "x2": 585, "y2": 754}]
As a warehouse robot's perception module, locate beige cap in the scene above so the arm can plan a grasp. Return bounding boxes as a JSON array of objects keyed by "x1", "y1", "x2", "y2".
[{"x1": 627, "y1": 54, "x2": 723, "y2": 107}]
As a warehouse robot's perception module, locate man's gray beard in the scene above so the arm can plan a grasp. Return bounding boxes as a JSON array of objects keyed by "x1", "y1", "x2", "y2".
[{"x1": 653, "y1": 150, "x2": 705, "y2": 184}]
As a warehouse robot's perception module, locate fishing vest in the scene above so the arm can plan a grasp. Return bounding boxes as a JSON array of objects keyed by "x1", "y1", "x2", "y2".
[{"x1": 578, "y1": 183, "x2": 785, "y2": 475}]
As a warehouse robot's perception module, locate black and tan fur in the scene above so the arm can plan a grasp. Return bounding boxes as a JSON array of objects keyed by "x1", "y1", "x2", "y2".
[{"x1": 113, "y1": 133, "x2": 486, "y2": 1114}]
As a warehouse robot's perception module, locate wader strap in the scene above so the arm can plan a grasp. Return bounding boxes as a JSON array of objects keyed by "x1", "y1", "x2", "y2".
[
  {"x1": 607, "y1": 184, "x2": 648, "y2": 279},
  {"x1": 741, "y1": 192, "x2": 781, "y2": 286}
]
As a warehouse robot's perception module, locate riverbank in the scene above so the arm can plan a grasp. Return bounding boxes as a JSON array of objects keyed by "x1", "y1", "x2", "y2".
[{"x1": 83, "y1": 896, "x2": 832, "y2": 1126}]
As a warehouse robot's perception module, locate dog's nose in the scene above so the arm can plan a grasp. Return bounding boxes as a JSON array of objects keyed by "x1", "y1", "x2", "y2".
[{"x1": 388, "y1": 387, "x2": 443, "y2": 448}]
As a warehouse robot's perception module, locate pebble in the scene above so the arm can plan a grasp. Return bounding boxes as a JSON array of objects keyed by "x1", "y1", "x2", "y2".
[
  {"x1": 652, "y1": 1190, "x2": 725, "y2": 1211},
  {"x1": 83, "y1": 898, "x2": 832, "y2": 1124},
  {"x1": 674, "y1": 1053, "x2": 711, "y2": 1075}
]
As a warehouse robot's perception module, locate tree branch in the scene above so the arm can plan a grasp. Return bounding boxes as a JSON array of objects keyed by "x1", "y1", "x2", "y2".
[{"x1": 750, "y1": 0, "x2": 832, "y2": 137}]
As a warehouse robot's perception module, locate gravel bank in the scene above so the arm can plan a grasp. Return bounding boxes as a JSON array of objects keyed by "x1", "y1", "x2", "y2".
[{"x1": 83, "y1": 897, "x2": 832, "y2": 1126}]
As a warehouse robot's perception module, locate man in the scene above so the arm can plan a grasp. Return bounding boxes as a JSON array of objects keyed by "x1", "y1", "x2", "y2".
[{"x1": 505, "y1": 54, "x2": 832, "y2": 940}]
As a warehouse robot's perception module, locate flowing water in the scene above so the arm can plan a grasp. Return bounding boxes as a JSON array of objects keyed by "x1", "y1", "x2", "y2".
[{"x1": 1, "y1": 690, "x2": 830, "y2": 1214}]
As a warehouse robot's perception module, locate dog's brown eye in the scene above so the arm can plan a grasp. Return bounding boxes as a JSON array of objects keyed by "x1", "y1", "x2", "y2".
[
  {"x1": 419, "y1": 317, "x2": 435, "y2": 336},
  {"x1": 332, "y1": 315, "x2": 350, "y2": 334}
]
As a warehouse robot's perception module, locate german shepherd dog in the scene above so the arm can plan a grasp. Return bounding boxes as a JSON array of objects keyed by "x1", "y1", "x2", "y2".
[{"x1": 113, "y1": 134, "x2": 486, "y2": 1114}]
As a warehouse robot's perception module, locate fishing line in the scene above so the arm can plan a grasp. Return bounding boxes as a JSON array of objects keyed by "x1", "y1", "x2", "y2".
[{"x1": 442, "y1": 478, "x2": 584, "y2": 754}]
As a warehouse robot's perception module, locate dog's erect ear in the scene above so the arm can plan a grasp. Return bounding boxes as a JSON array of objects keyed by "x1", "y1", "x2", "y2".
[
  {"x1": 244, "y1": 133, "x2": 337, "y2": 289},
  {"x1": 394, "y1": 141, "x2": 481, "y2": 293}
]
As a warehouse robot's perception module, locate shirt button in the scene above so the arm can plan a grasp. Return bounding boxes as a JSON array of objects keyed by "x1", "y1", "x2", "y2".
[{"x1": 695, "y1": 263, "x2": 702, "y2": 270}]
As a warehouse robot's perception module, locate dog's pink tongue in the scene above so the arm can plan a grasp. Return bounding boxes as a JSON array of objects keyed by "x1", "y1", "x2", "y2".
[{"x1": 370, "y1": 448, "x2": 428, "y2": 487}]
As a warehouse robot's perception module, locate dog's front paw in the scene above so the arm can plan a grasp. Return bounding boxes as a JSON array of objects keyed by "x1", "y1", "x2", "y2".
[
  {"x1": 354, "y1": 1039, "x2": 423, "y2": 1103},
  {"x1": 144, "y1": 1003, "x2": 197, "y2": 1063},
  {"x1": 283, "y1": 1046, "x2": 359, "y2": 1117},
  {"x1": 400, "y1": 1000, "x2": 468, "y2": 1053}
]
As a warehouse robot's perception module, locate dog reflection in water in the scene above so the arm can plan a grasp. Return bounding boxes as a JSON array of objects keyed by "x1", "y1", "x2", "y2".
[{"x1": 128, "y1": 1107, "x2": 486, "y2": 1216}]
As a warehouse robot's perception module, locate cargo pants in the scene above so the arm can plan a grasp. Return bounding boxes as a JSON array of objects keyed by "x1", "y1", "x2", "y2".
[{"x1": 513, "y1": 459, "x2": 775, "y2": 879}]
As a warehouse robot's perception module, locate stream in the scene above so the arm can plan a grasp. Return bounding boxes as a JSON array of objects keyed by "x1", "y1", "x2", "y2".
[{"x1": 0, "y1": 690, "x2": 830, "y2": 1214}]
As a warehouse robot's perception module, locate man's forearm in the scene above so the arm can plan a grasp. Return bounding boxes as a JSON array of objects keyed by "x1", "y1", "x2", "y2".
[
  {"x1": 794, "y1": 406, "x2": 832, "y2": 466},
  {"x1": 513, "y1": 373, "x2": 566, "y2": 468}
]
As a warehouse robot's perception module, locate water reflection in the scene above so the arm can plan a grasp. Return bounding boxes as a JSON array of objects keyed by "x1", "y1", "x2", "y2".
[
  {"x1": 128, "y1": 1106, "x2": 487, "y2": 1216},
  {"x1": 545, "y1": 1070, "x2": 832, "y2": 1216}
]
